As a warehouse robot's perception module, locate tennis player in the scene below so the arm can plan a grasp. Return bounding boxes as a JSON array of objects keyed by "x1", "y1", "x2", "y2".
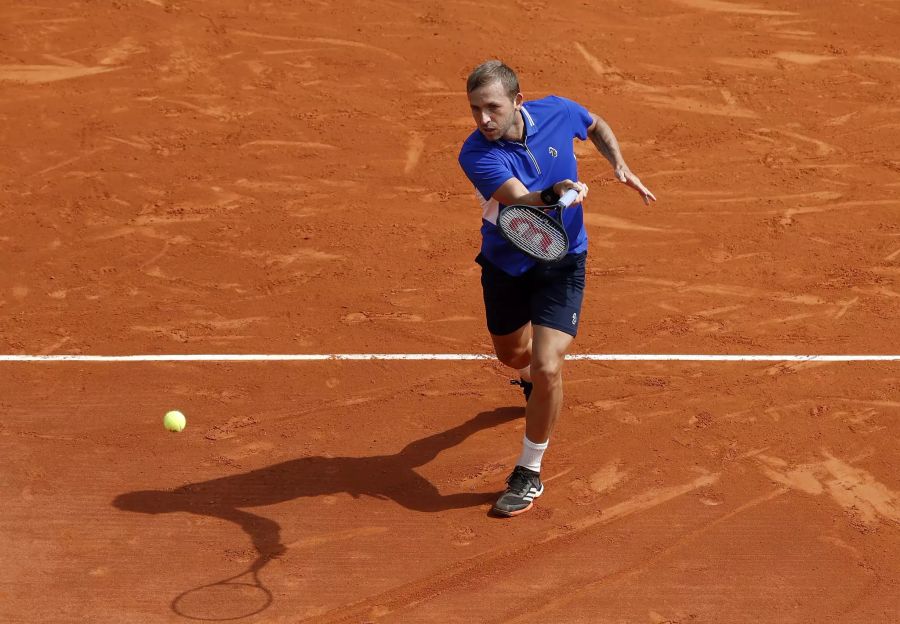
[{"x1": 458, "y1": 60, "x2": 656, "y2": 517}]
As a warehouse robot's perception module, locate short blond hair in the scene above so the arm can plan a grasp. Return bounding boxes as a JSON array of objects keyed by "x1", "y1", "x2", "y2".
[{"x1": 466, "y1": 60, "x2": 519, "y2": 99}]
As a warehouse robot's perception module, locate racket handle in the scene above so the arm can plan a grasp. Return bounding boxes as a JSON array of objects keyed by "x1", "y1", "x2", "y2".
[{"x1": 558, "y1": 188, "x2": 579, "y2": 208}]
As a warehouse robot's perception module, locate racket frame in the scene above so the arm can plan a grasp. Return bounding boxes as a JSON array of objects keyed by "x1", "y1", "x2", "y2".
[{"x1": 496, "y1": 188, "x2": 579, "y2": 263}]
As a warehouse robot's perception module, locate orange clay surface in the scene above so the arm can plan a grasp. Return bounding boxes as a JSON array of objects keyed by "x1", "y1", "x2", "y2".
[{"x1": 1, "y1": 1, "x2": 899, "y2": 622}]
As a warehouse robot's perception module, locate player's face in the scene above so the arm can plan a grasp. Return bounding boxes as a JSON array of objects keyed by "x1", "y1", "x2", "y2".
[{"x1": 468, "y1": 80, "x2": 522, "y2": 142}]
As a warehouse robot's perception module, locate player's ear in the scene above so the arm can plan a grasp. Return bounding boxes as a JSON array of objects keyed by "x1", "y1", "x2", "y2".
[{"x1": 514, "y1": 92, "x2": 524, "y2": 109}]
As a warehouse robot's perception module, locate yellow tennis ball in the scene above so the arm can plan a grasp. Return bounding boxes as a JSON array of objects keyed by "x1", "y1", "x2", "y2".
[{"x1": 163, "y1": 410, "x2": 186, "y2": 432}]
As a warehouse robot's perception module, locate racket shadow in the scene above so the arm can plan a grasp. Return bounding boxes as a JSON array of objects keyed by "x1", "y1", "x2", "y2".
[
  {"x1": 170, "y1": 557, "x2": 273, "y2": 621},
  {"x1": 113, "y1": 406, "x2": 521, "y2": 616}
]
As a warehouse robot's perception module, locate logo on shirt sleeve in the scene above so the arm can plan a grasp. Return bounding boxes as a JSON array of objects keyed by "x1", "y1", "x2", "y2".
[{"x1": 548, "y1": 146, "x2": 558, "y2": 157}]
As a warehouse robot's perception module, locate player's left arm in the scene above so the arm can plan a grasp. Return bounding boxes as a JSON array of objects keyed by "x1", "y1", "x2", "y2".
[{"x1": 587, "y1": 113, "x2": 657, "y2": 205}]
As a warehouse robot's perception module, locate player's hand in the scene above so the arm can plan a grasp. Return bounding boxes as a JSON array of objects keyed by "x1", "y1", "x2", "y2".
[
  {"x1": 552, "y1": 179, "x2": 589, "y2": 205},
  {"x1": 615, "y1": 165, "x2": 656, "y2": 205}
]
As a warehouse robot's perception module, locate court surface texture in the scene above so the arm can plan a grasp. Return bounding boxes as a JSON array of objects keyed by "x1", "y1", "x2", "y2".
[{"x1": 2, "y1": 1, "x2": 899, "y2": 622}]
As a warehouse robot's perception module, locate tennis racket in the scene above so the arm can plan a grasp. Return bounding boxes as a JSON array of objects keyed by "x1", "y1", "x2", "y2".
[{"x1": 496, "y1": 188, "x2": 579, "y2": 262}]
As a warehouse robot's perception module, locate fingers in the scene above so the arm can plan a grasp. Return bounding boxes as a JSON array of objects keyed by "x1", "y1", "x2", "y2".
[
  {"x1": 619, "y1": 170, "x2": 657, "y2": 204},
  {"x1": 574, "y1": 180, "x2": 588, "y2": 204},
  {"x1": 547, "y1": 179, "x2": 593, "y2": 207},
  {"x1": 553, "y1": 179, "x2": 588, "y2": 205},
  {"x1": 567, "y1": 181, "x2": 588, "y2": 204},
  {"x1": 634, "y1": 180, "x2": 656, "y2": 204}
]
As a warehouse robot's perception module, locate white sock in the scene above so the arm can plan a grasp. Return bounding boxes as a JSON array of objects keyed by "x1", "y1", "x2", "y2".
[
  {"x1": 518, "y1": 365, "x2": 532, "y2": 383},
  {"x1": 516, "y1": 435, "x2": 548, "y2": 473}
]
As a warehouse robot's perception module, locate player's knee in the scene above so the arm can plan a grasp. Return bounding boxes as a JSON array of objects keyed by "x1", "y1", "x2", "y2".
[
  {"x1": 531, "y1": 357, "x2": 563, "y2": 386},
  {"x1": 496, "y1": 346, "x2": 529, "y2": 369}
]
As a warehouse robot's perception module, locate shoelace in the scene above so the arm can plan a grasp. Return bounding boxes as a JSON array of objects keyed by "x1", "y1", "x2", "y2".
[{"x1": 506, "y1": 468, "x2": 534, "y2": 496}]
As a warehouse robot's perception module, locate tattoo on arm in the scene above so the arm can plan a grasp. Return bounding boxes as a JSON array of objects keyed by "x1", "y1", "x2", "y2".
[{"x1": 589, "y1": 117, "x2": 624, "y2": 168}]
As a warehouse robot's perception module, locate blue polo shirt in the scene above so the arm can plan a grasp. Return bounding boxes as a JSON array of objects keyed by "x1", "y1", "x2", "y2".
[{"x1": 458, "y1": 95, "x2": 593, "y2": 276}]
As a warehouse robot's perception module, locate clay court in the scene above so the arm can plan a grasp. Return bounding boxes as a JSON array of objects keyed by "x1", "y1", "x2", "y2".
[{"x1": 2, "y1": 0, "x2": 899, "y2": 622}]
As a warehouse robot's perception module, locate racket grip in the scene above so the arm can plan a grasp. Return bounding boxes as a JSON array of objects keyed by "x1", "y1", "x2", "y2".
[{"x1": 558, "y1": 188, "x2": 579, "y2": 208}]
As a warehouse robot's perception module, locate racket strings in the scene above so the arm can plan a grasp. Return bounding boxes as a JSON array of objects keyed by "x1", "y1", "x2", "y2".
[{"x1": 498, "y1": 207, "x2": 568, "y2": 261}]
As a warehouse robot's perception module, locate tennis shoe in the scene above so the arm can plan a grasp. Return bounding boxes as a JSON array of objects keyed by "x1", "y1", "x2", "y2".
[
  {"x1": 510, "y1": 378, "x2": 533, "y2": 402},
  {"x1": 492, "y1": 465, "x2": 543, "y2": 517}
]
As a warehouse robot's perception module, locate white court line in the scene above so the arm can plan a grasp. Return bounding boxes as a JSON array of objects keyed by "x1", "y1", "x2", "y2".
[{"x1": 0, "y1": 354, "x2": 899, "y2": 362}]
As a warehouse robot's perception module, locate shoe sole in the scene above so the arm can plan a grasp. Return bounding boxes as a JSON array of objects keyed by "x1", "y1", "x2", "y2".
[
  {"x1": 491, "y1": 486, "x2": 543, "y2": 517},
  {"x1": 492, "y1": 501, "x2": 534, "y2": 517}
]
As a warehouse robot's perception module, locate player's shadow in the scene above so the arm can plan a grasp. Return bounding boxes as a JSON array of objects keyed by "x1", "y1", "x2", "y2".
[{"x1": 114, "y1": 406, "x2": 519, "y2": 560}]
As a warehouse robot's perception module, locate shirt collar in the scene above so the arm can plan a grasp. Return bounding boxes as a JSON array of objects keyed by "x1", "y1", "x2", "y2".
[{"x1": 521, "y1": 104, "x2": 539, "y2": 135}]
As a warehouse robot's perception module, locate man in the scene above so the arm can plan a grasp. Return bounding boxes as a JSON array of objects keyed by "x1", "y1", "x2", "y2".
[{"x1": 458, "y1": 60, "x2": 656, "y2": 517}]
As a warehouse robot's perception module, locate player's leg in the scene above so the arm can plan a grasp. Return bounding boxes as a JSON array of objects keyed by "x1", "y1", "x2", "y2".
[
  {"x1": 492, "y1": 252, "x2": 586, "y2": 517},
  {"x1": 492, "y1": 326, "x2": 572, "y2": 517},
  {"x1": 522, "y1": 250, "x2": 586, "y2": 448},
  {"x1": 524, "y1": 324, "x2": 574, "y2": 444},
  {"x1": 478, "y1": 254, "x2": 533, "y2": 381},
  {"x1": 489, "y1": 322, "x2": 531, "y2": 371},
  {"x1": 489, "y1": 323, "x2": 534, "y2": 400}
]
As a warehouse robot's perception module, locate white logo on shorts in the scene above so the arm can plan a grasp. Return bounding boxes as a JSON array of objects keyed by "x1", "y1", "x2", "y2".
[{"x1": 572, "y1": 312, "x2": 577, "y2": 325}]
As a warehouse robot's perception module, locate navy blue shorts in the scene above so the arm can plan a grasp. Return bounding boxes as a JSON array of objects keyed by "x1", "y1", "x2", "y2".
[{"x1": 477, "y1": 252, "x2": 587, "y2": 337}]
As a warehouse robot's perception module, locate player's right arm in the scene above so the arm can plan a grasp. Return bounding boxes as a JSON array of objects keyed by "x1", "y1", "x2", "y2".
[
  {"x1": 492, "y1": 177, "x2": 587, "y2": 207},
  {"x1": 459, "y1": 139, "x2": 585, "y2": 208}
]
